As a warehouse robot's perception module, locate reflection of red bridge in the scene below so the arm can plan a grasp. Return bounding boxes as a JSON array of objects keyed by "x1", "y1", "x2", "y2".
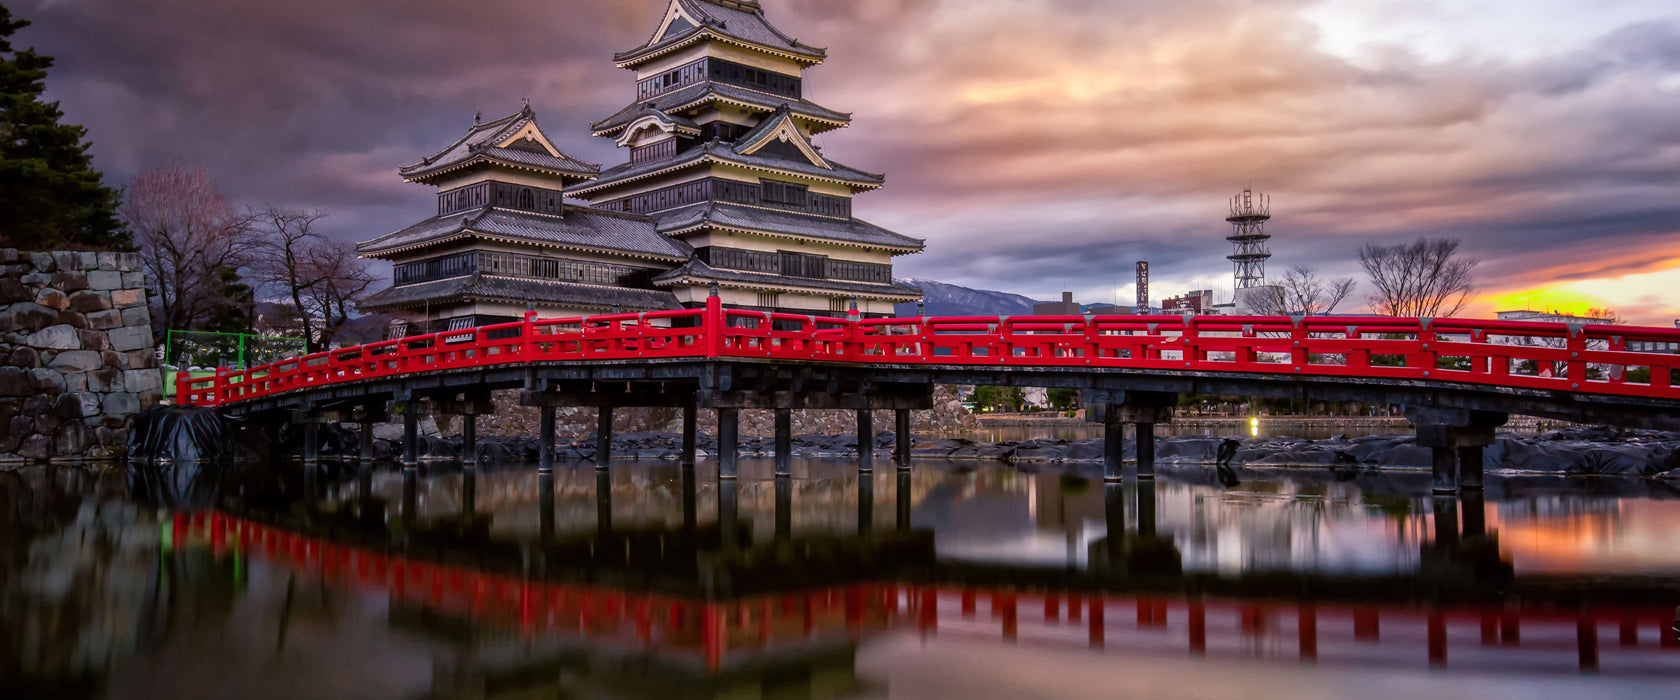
[{"x1": 178, "y1": 512, "x2": 1680, "y2": 676}]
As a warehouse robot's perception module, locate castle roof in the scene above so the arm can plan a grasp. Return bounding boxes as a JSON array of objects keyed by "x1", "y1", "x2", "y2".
[
  {"x1": 361, "y1": 274, "x2": 684, "y2": 313},
  {"x1": 356, "y1": 204, "x2": 692, "y2": 261},
  {"x1": 400, "y1": 105, "x2": 599, "y2": 185},
  {"x1": 654, "y1": 202, "x2": 923, "y2": 253},
  {"x1": 651, "y1": 257, "x2": 922, "y2": 300},
  {"x1": 568, "y1": 137, "x2": 884, "y2": 197},
  {"x1": 616, "y1": 0, "x2": 826, "y2": 68},
  {"x1": 591, "y1": 81, "x2": 850, "y2": 138}
]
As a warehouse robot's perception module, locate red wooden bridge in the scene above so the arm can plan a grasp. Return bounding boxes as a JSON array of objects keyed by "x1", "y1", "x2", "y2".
[{"x1": 174, "y1": 297, "x2": 1680, "y2": 491}]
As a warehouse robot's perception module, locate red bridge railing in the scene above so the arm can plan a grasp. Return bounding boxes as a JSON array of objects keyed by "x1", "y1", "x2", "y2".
[{"x1": 176, "y1": 296, "x2": 1680, "y2": 407}]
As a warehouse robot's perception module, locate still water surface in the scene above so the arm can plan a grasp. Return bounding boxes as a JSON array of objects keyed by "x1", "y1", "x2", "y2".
[{"x1": 3, "y1": 459, "x2": 1678, "y2": 698}]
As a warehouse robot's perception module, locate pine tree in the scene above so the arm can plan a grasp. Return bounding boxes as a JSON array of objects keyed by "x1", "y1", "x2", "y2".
[{"x1": 0, "y1": 3, "x2": 127, "y2": 250}]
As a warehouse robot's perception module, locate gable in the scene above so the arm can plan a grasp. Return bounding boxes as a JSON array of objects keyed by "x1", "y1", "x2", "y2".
[
  {"x1": 497, "y1": 122, "x2": 562, "y2": 158},
  {"x1": 649, "y1": 0, "x2": 703, "y2": 48},
  {"x1": 735, "y1": 113, "x2": 830, "y2": 170}
]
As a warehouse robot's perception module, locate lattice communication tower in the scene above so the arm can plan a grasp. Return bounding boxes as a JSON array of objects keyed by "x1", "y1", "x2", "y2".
[{"x1": 1226, "y1": 188, "x2": 1272, "y2": 289}]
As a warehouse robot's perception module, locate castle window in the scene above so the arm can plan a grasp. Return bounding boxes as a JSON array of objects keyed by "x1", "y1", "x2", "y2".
[
  {"x1": 519, "y1": 188, "x2": 535, "y2": 210},
  {"x1": 756, "y1": 292, "x2": 780, "y2": 309}
]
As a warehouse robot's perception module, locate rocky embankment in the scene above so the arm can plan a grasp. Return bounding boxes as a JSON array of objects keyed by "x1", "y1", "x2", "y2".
[{"x1": 314, "y1": 425, "x2": 1680, "y2": 478}]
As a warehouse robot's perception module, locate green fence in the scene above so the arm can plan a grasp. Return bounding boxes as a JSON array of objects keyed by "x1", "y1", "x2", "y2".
[{"x1": 163, "y1": 330, "x2": 308, "y2": 396}]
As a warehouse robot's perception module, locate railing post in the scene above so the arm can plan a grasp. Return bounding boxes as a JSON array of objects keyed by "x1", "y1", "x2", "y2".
[{"x1": 706, "y1": 292, "x2": 724, "y2": 358}]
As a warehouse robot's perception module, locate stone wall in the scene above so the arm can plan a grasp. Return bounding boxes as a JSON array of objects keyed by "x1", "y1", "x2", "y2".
[
  {"x1": 471, "y1": 385, "x2": 980, "y2": 440},
  {"x1": 0, "y1": 250, "x2": 162, "y2": 461}
]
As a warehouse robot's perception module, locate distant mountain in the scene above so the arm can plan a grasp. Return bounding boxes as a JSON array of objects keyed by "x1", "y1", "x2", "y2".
[{"x1": 894, "y1": 279, "x2": 1046, "y2": 317}]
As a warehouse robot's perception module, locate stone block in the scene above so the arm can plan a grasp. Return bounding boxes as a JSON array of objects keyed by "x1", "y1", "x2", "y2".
[
  {"x1": 18, "y1": 434, "x2": 50, "y2": 460},
  {"x1": 122, "y1": 271, "x2": 144, "y2": 289},
  {"x1": 118, "y1": 253, "x2": 140, "y2": 271},
  {"x1": 109, "y1": 325, "x2": 152, "y2": 352},
  {"x1": 125, "y1": 349, "x2": 156, "y2": 370},
  {"x1": 29, "y1": 253, "x2": 54, "y2": 273},
  {"x1": 68, "y1": 290, "x2": 113, "y2": 313},
  {"x1": 22, "y1": 394, "x2": 50, "y2": 416},
  {"x1": 69, "y1": 393, "x2": 101, "y2": 418},
  {"x1": 48, "y1": 350, "x2": 102, "y2": 372},
  {"x1": 86, "y1": 270, "x2": 122, "y2": 291},
  {"x1": 121, "y1": 307, "x2": 150, "y2": 327},
  {"x1": 28, "y1": 368, "x2": 66, "y2": 394},
  {"x1": 7, "y1": 303, "x2": 58, "y2": 332},
  {"x1": 34, "y1": 288, "x2": 68, "y2": 310},
  {"x1": 20, "y1": 272, "x2": 52, "y2": 286},
  {"x1": 0, "y1": 279, "x2": 31, "y2": 304},
  {"x1": 0, "y1": 367, "x2": 30, "y2": 396},
  {"x1": 51, "y1": 271, "x2": 89, "y2": 293},
  {"x1": 102, "y1": 393, "x2": 140, "y2": 416},
  {"x1": 97, "y1": 252, "x2": 118, "y2": 270},
  {"x1": 111, "y1": 288, "x2": 144, "y2": 309},
  {"x1": 87, "y1": 309, "x2": 123, "y2": 330},
  {"x1": 88, "y1": 368, "x2": 122, "y2": 392},
  {"x1": 102, "y1": 351, "x2": 125, "y2": 369},
  {"x1": 77, "y1": 330, "x2": 109, "y2": 352},
  {"x1": 51, "y1": 252, "x2": 78, "y2": 272},
  {"x1": 0, "y1": 249, "x2": 15, "y2": 263},
  {"x1": 35, "y1": 413, "x2": 62, "y2": 435},
  {"x1": 54, "y1": 420, "x2": 88, "y2": 456},
  {"x1": 25, "y1": 324, "x2": 81, "y2": 350},
  {"x1": 55, "y1": 310, "x2": 87, "y2": 329},
  {"x1": 9, "y1": 347, "x2": 39, "y2": 368},
  {"x1": 65, "y1": 373, "x2": 86, "y2": 392},
  {"x1": 76, "y1": 252, "x2": 97, "y2": 270},
  {"x1": 124, "y1": 369, "x2": 163, "y2": 394}
]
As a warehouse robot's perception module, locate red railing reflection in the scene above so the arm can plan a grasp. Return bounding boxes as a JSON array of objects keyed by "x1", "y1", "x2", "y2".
[
  {"x1": 171, "y1": 512, "x2": 1679, "y2": 676},
  {"x1": 177, "y1": 297, "x2": 1680, "y2": 407}
]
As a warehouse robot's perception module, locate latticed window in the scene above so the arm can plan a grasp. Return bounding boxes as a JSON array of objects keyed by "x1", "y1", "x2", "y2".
[
  {"x1": 385, "y1": 323, "x2": 409, "y2": 341},
  {"x1": 830, "y1": 298, "x2": 849, "y2": 312},
  {"x1": 447, "y1": 317, "x2": 475, "y2": 331},
  {"x1": 756, "y1": 292, "x2": 780, "y2": 309}
]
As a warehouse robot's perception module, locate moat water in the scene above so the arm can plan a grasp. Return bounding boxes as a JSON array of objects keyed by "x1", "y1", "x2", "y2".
[{"x1": 4, "y1": 458, "x2": 1678, "y2": 698}]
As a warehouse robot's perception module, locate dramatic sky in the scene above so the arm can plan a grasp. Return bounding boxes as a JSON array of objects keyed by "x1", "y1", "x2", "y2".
[{"x1": 15, "y1": 0, "x2": 1680, "y2": 322}]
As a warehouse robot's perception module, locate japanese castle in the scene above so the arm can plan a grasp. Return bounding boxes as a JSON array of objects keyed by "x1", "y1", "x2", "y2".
[{"x1": 358, "y1": 0, "x2": 924, "y2": 334}]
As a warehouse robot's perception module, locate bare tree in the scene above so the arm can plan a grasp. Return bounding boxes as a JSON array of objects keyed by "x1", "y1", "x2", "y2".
[
  {"x1": 250, "y1": 208, "x2": 374, "y2": 352},
  {"x1": 1357, "y1": 238, "x2": 1479, "y2": 317},
  {"x1": 299, "y1": 238, "x2": 377, "y2": 350},
  {"x1": 120, "y1": 165, "x2": 257, "y2": 341},
  {"x1": 1247, "y1": 265, "x2": 1357, "y2": 316}
]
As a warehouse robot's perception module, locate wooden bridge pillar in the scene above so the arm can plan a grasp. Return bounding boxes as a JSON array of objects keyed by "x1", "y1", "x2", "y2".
[
  {"x1": 1138, "y1": 480, "x2": 1158, "y2": 538},
  {"x1": 1432, "y1": 495, "x2": 1460, "y2": 549},
  {"x1": 538, "y1": 406, "x2": 556, "y2": 474},
  {"x1": 1462, "y1": 491, "x2": 1487, "y2": 539},
  {"x1": 774, "y1": 408, "x2": 793, "y2": 477},
  {"x1": 1405, "y1": 407, "x2": 1507, "y2": 494},
  {"x1": 595, "y1": 407, "x2": 614, "y2": 469},
  {"x1": 461, "y1": 415, "x2": 477, "y2": 470},
  {"x1": 718, "y1": 408, "x2": 739, "y2": 480},
  {"x1": 301, "y1": 421, "x2": 320, "y2": 497},
  {"x1": 895, "y1": 409, "x2": 913, "y2": 470},
  {"x1": 857, "y1": 410, "x2": 875, "y2": 472},
  {"x1": 1091, "y1": 391, "x2": 1175, "y2": 482},
  {"x1": 539, "y1": 470, "x2": 555, "y2": 543}
]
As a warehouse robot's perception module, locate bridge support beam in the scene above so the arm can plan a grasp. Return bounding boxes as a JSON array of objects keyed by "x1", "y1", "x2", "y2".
[
  {"x1": 774, "y1": 408, "x2": 793, "y2": 477},
  {"x1": 718, "y1": 408, "x2": 739, "y2": 480},
  {"x1": 1405, "y1": 407, "x2": 1507, "y2": 494},
  {"x1": 857, "y1": 410, "x2": 875, "y2": 473},
  {"x1": 596, "y1": 407, "x2": 614, "y2": 469},
  {"x1": 895, "y1": 410, "x2": 913, "y2": 470}
]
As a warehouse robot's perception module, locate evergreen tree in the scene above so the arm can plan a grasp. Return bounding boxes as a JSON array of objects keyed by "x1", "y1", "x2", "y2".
[{"x1": 0, "y1": 4, "x2": 127, "y2": 250}]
